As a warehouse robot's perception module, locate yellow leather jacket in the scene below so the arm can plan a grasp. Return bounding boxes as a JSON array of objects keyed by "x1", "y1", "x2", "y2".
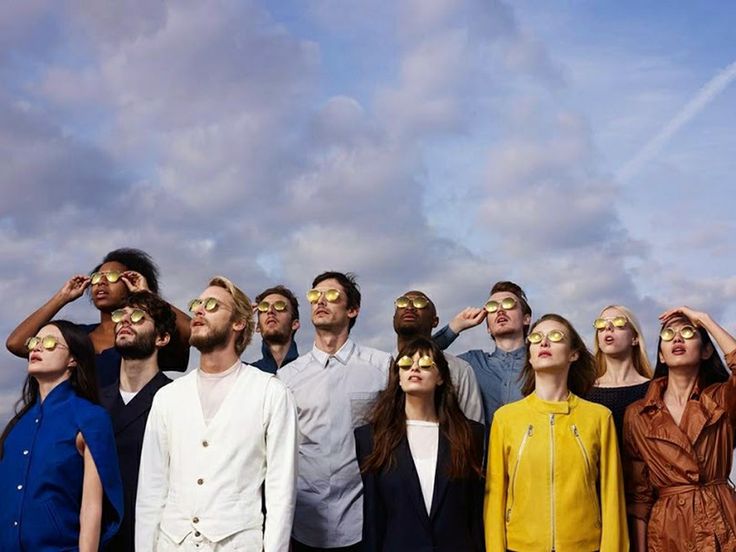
[{"x1": 485, "y1": 392, "x2": 628, "y2": 551}]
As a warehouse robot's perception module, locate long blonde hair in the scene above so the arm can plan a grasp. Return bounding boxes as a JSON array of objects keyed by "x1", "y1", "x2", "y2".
[{"x1": 593, "y1": 305, "x2": 652, "y2": 378}]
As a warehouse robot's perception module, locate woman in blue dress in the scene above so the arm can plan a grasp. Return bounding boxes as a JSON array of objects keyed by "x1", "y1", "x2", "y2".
[
  {"x1": 0, "y1": 320, "x2": 123, "y2": 551},
  {"x1": 5, "y1": 248, "x2": 190, "y2": 387}
]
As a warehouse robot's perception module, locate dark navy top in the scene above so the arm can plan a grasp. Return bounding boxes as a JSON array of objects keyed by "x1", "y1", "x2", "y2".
[
  {"x1": 252, "y1": 339, "x2": 300, "y2": 374},
  {"x1": 0, "y1": 380, "x2": 123, "y2": 551},
  {"x1": 585, "y1": 381, "x2": 650, "y2": 445}
]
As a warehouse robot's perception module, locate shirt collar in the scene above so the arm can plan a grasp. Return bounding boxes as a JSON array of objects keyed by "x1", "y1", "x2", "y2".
[
  {"x1": 639, "y1": 375, "x2": 703, "y2": 413},
  {"x1": 311, "y1": 338, "x2": 356, "y2": 367},
  {"x1": 526, "y1": 390, "x2": 578, "y2": 415},
  {"x1": 260, "y1": 339, "x2": 300, "y2": 365}
]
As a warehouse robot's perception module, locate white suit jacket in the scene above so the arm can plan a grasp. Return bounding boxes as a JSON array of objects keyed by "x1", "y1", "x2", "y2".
[{"x1": 135, "y1": 363, "x2": 297, "y2": 552}]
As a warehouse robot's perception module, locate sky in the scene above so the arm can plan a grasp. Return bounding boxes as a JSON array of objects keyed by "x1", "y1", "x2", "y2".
[{"x1": 1, "y1": 0, "x2": 735, "y2": 418}]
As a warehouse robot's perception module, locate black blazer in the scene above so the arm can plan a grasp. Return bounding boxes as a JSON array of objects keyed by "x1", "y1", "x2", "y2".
[
  {"x1": 355, "y1": 420, "x2": 485, "y2": 552},
  {"x1": 100, "y1": 371, "x2": 172, "y2": 552}
]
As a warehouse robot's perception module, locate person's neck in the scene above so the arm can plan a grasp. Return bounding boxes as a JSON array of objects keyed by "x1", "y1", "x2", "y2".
[
  {"x1": 37, "y1": 373, "x2": 70, "y2": 402},
  {"x1": 534, "y1": 371, "x2": 570, "y2": 402},
  {"x1": 97, "y1": 311, "x2": 116, "y2": 332},
  {"x1": 396, "y1": 332, "x2": 429, "y2": 354},
  {"x1": 405, "y1": 393, "x2": 438, "y2": 422},
  {"x1": 664, "y1": 365, "x2": 699, "y2": 405},
  {"x1": 314, "y1": 327, "x2": 350, "y2": 355},
  {"x1": 120, "y1": 355, "x2": 159, "y2": 393},
  {"x1": 199, "y1": 346, "x2": 241, "y2": 374},
  {"x1": 494, "y1": 333, "x2": 525, "y2": 353},
  {"x1": 597, "y1": 355, "x2": 643, "y2": 386},
  {"x1": 265, "y1": 338, "x2": 293, "y2": 369}
]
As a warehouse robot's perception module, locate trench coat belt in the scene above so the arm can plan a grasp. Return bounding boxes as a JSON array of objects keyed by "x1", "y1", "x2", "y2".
[{"x1": 657, "y1": 479, "x2": 731, "y2": 497}]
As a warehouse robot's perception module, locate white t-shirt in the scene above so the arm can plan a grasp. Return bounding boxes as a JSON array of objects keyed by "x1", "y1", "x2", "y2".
[
  {"x1": 197, "y1": 361, "x2": 242, "y2": 425},
  {"x1": 119, "y1": 389, "x2": 138, "y2": 405},
  {"x1": 406, "y1": 420, "x2": 440, "y2": 514}
]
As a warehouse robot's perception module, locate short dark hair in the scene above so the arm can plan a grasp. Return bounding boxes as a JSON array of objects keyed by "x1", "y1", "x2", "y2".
[
  {"x1": 491, "y1": 280, "x2": 532, "y2": 336},
  {"x1": 255, "y1": 285, "x2": 300, "y2": 322},
  {"x1": 125, "y1": 291, "x2": 177, "y2": 342},
  {"x1": 93, "y1": 248, "x2": 160, "y2": 294},
  {"x1": 312, "y1": 271, "x2": 361, "y2": 330}
]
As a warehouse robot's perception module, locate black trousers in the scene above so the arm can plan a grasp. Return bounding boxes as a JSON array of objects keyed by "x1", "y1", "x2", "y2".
[{"x1": 291, "y1": 539, "x2": 361, "y2": 552}]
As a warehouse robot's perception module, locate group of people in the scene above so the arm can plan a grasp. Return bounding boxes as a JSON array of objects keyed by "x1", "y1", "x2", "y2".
[{"x1": 0, "y1": 247, "x2": 734, "y2": 552}]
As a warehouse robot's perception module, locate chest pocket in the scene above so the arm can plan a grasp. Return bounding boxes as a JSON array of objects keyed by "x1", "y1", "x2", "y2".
[{"x1": 350, "y1": 392, "x2": 380, "y2": 428}]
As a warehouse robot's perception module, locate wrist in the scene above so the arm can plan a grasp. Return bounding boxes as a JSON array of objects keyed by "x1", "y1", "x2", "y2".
[{"x1": 448, "y1": 321, "x2": 463, "y2": 334}]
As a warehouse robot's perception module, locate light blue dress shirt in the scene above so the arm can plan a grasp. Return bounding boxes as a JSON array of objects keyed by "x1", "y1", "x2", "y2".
[{"x1": 277, "y1": 338, "x2": 391, "y2": 548}]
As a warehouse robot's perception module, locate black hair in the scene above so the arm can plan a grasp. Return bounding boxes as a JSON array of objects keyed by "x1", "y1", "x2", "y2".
[
  {"x1": 93, "y1": 248, "x2": 160, "y2": 295},
  {"x1": 312, "y1": 271, "x2": 361, "y2": 330}
]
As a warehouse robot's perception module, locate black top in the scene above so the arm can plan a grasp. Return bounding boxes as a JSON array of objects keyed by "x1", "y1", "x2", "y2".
[{"x1": 585, "y1": 381, "x2": 650, "y2": 444}]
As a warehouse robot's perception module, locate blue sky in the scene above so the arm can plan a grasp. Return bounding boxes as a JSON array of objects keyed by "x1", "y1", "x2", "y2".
[{"x1": 1, "y1": 0, "x2": 735, "y2": 417}]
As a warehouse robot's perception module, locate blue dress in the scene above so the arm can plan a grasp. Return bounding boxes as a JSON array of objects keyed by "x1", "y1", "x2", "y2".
[{"x1": 0, "y1": 380, "x2": 124, "y2": 551}]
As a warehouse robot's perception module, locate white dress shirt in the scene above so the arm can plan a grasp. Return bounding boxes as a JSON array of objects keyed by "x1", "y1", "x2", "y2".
[
  {"x1": 136, "y1": 362, "x2": 298, "y2": 552},
  {"x1": 277, "y1": 339, "x2": 391, "y2": 548}
]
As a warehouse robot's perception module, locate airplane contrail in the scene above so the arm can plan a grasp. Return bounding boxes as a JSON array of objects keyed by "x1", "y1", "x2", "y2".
[{"x1": 616, "y1": 59, "x2": 736, "y2": 183}]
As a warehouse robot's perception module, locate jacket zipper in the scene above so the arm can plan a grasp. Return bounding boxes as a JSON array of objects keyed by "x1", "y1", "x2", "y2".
[
  {"x1": 549, "y1": 414, "x2": 556, "y2": 551},
  {"x1": 506, "y1": 424, "x2": 533, "y2": 522},
  {"x1": 571, "y1": 424, "x2": 601, "y2": 527}
]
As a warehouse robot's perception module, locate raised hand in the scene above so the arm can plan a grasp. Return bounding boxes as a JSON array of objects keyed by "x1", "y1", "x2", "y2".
[
  {"x1": 121, "y1": 271, "x2": 150, "y2": 293},
  {"x1": 659, "y1": 306, "x2": 709, "y2": 327},
  {"x1": 58, "y1": 275, "x2": 91, "y2": 303},
  {"x1": 448, "y1": 307, "x2": 488, "y2": 334}
]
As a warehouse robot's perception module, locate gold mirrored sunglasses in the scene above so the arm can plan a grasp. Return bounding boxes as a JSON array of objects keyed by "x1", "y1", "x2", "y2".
[
  {"x1": 397, "y1": 355, "x2": 436, "y2": 371},
  {"x1": 111, "y1": 309, "x2": 147, "y2": 324},
  {"x1": 188, "y1": 297, "x2": 228, "y2": 313},
  {"x1": 394, "y1": 296, "x2": 429, "y2": 309},
  {"x1": 660, "y1": 326, "x2": 697, "y2": 342},
  {"x1": 485, "y1": 297, "x2": 517, "y2": 313},
  {"x1": 306, "y1": 288, "x2": 341, "y2": 304},
  {"x1": 593, "y1": 316, "x2": 628, "y2": 330},
  {"x1": 527, "y1": 329, "x2": 566, "y2": 344},
  {"x1": 90, "y1": 271, "x2": 122, "y2": 285},
  {"x1": 256, "y1": 300, "x2": 287, "y2": 313},
  {"x1": 25, "y1": 335, "x2": 68, "y2": 352}
]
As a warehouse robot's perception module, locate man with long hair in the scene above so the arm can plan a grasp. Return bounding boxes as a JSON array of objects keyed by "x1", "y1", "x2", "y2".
[{"x1": 136, "y1": 276, "x2": 298, "y2": 552}]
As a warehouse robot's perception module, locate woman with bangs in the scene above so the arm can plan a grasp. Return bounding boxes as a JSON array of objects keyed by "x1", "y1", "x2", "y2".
[
  {"x1": 355, "y1": 337, "x2": 485, "y2": 551},
  {"x1": 585, "y1": 305, "x2": 652, "y2": 440},
  {"x1": 6, "y1": 248, "x2": 190, "y2": 388},
  {"x1": 0, "y1": 320, "x2": 123, "y2": 551},
  {"x1": 623, "y1": 306, "x2": 736, "y2": 552},
  {"x1": 486, "y1": 314, "x2": 628, "y2": 552}
]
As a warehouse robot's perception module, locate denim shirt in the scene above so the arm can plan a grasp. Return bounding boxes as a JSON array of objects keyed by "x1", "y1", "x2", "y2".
[
  {"x1": 0, "y1": 380, "x2": 123, "y2": 551},
  {"x1": 252, "y1": 339, "x2": 300, "y2": 374},
  {"x1": 433, "y1": 324, "x2": 526, "y2": 426}
]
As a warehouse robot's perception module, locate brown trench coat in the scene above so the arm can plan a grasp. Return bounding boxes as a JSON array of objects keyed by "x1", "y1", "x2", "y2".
[{"x1": 623, "y1": 351, "x2": 736, "y2": 551}]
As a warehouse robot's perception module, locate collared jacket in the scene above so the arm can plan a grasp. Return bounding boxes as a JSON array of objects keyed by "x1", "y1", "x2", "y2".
[
  {"x1": 0, "y1": 380, "x2": 123, "y2": 551},
  {"x1": 485, "y1": 392, "x2": 628, "y2": 552},
  {"x1": 135, "y1": 363, "x2": 298, "y2": 552},
  {"x1": 252, "y1": 339, "x2": 299, "y2": 374},
  {"x1": 623, "y1": 350, "x2": 736, "y2": 551},
  {"x1": 100, "y1": 371, "x2": 172, "y2": 552}
]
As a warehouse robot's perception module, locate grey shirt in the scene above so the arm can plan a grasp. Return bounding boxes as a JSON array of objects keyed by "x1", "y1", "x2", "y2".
[{"x1": 277, "y1": 338, "x2": 391, "y2": 548}]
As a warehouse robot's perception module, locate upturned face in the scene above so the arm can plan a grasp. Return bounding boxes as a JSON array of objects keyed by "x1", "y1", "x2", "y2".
[
  {"x1": 91, "y1": 261, "x2": 128, "y2": 311},
  {"x1": 114, "y1": 306, "x2": 159, "y2": 359},
  {"x1": 528, "y1": 319, "x2": 578, "y2": 374},
  {"x1": 658, "y1": 317, "x2": 708, "y2": 369},
  {"x1": 27, "y1": 324, "x2": 76, "y2": 380},
  {"x1": 486, "y1": 291, "x2": 529, "y2": 339},
  {"x1": 189, "y1": 285, "x2": 240, "y2": 353},
  {"x1": 310, "y1": 278, "x2": 357, "y2": 332},
  {"x1": 398, "y1": 351, "x2": 444, "y2": 397},
  {"x1": 257, "y1": 293, "x2": 298, "y2": 344},
  {"x1": 392, "y1": 291, "x2": 437, "y2": 337},
  {"x1": 596, "y1": 307, "x2": 637, "y2": 358}
]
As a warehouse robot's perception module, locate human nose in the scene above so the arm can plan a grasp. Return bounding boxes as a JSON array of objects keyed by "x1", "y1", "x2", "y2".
[{"x1": 672, "y1": 330, "x2": 685, "y2": 343}]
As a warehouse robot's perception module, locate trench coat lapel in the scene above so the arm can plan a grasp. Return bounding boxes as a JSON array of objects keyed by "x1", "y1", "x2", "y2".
[
  {"x1": 429, "y1": 431, "x2": 450, "y2": 520},
  {"x1": 397, "y1": 438, "x2": 432, "y2": 532}
]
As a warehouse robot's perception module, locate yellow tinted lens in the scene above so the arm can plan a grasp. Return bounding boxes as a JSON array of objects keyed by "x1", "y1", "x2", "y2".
[
  {"x1": 548, "y1": 330, "x2": 564, "y2": 342},
  {"x1": 660, "y1": 328, "x2": 675, "y2": 341},
  {"x1": 257, "y1": 301, "x2": 270, "y2": 313},
  {"x1": 528, "y1": 332, "x2": 543, "y2": 344},
  {"x1": 272, "y1": 301, "x2": 287, "y2": 312},
  {"x1": 325, "y1": 289, "x2": 340, "y2": 302},
  {"x1": 412, "y1": 297, "x2": 429, "y2": 309},
  {"x1": 111, "y1": 309, "x2": 125, "y2": 323},
  {"x1": 485, "y1": 300, "x2": 499, "y2": 313},
  {"x1": 25, "y1": 337, "x2": 40, "y2": 351},
  {"x1": 306, "y1": 290, "x2": 320, "y2": 303},
  {"x1": 106, "y1": 271, "x2": 121, "y2": 283},
  {"x1": 418, "y1": 356, "x2": 434, "y2": 369},
  {"x1": 187, "y1": 299, "x2": 200, "y2": 312},
  {"x1": 397, "y1": 355, "x2": 413, "y2": 368},
  {"x1": 500, "y1": 297, "x2": 516, "y2": 310},
  {"x1": 680, "y1": 326, "x2": 696, "y2": 339},
  {"x1": 593, "y1": 318, "x2": 607, "y2": 330},
  {"x1": 204, "y1": 298, "x2": 218, "y2": 312},
  {"x1": 613, "y1": 316, "x2": 627, "y2": 328},
  {"x1": 41, "y1": 336, "x2": 58, "y2": 350},
  {"x1": 130, "y1": 310, "x2": 146, "y2": 324},
  {"x1": 395, "y1": 296, "x2": 409, "y2": 309},
  {"x1": 91, "y1": 272, "x2": 102, "y2": 285}
]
